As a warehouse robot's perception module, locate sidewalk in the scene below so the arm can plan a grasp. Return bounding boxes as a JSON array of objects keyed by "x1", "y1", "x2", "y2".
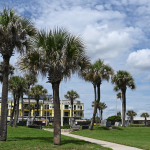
[{"x1": 61, "y1": 132, "x2": 143, "y2": 150}]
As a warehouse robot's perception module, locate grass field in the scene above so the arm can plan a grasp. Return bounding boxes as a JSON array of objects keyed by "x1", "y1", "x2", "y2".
[
  {"x1": 0, "y1": 126, "x2": 112, "y2": 150},
  {"x1": 71, "y1": 126, "x2": 150, "y2": 150}
]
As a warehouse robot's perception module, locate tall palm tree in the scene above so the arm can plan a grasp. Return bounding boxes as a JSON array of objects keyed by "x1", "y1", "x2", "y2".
[
  {"x1": 91, "y1": 100, "x2": 99, "y2": 125},
  {"x1": 126, "y1": 110, "x2": 137, "y2": 124},
  {"x1": 98, "y1": 102, "x2": 107, "y2": 123},
  {"x1": 24, "y1": 74, "x2": 37, "y2": 124},
  {"x1": 79, "y1": 59, "x2": 114, "y2": 130},
  {"x1": 141, "y1": 112, "x2": 149, "y2": 126},
  {"x1": 28, "y1": 85, "x2": 47, "y2": 124},
  {"x1": 64, "y1": 90, "x2": 79, "y2": 126},
  {"x1": 17, "y1": 27, "x2": 90, "y2": 145},
  {"x1": 0, "y1": 7, "x2": 36, "y2": 141},
  {"x1": 0, "y1": 61, "x2": 15, "y2": 83},
  {"x1": 111, "y1": 70, "x2": 136, "y2": 127}
]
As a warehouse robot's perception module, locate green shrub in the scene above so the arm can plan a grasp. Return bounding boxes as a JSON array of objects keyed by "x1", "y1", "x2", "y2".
[
  {"x1": 129, "y1": 124, "x2": 146, "y2": 127},
  {"x1": 106, "y1": 115, "x2": 121, "y2": 125},
  {"x1": 44, "y1": 125, "x2": 54, "y2": 129},
  {"x1": 61, "y1": 125, "x2": 71, "y2": 129}
]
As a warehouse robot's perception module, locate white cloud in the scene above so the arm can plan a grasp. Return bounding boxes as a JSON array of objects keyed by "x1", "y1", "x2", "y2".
[{"x1": 126, "y1": 49, "x2": 150, "y2": 71}]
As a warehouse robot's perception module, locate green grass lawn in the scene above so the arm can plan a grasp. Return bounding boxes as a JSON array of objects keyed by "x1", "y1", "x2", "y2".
[
  {"x1": 0, "y1": 126, "x2": 112, "y2": 150},
  {"x1": 71, "y1": 126, "x2": 150, "y2": 150}
]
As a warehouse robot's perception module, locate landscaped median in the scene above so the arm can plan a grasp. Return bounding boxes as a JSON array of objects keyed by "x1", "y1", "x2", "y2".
[
  {"x1": 70, "y1": 126, "x2": 150, "y2": 150},
  {"x1": 0, "y1": 126, "x2": 112, "y2": 150}
]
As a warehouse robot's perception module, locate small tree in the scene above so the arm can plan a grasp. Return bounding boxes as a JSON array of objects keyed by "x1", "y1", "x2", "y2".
[
  {"x1": 141, "y1": 113, "x2": 149, "y2": 126},
  {"x1": 117, "y1": 111, "x2": 121, "y2": 117},
  {"x1": 64, "y1": 90, "x2": 79, "y2": 126},
  {"x1": 126, "y1": 110, "x2": 137, "y2": 124},
  {"x1": 106, "y1": 115, "x2": 121, "y2": 125}
]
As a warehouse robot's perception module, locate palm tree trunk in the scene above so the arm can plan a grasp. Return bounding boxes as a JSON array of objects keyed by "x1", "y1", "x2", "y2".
[
  {"x1": 21, "y1": 94, "x2": 24, "y2": 124},
  {"x1": 101, "y1": 110, "x2": 103, "y2": 121},
  {"x1": 28, "y1": 95, "x2": 31, "y2": 125},
  {"x1": 96, "y1": 111, "x2": 98, "y2": 125},
  {"x1": 97, "y1": 84, "x2": 100, "y2": 102},
  {"x1": 32, "y1": 99, "x2": 39, "y2": 124},
  {"x1": 89, "y1": 84, "x2": 97, "y2": 130},
  {"x1": 99, "y1": 109, "x2": 101, "y2": 124},
  {"x1": 14, "y1": 94, "x2": 20, "y2": 128},
  {"x1": 121, "y1": 89, "x2": 126, "y2": 127},
  {"x1": 10, "y1": 93, "x2": 16, "y2": 127},
  {"x1": 52, "y1": 81, "x2": 61, "y2": 145},
  {"x1": 0, "y1": 56, "x2": 10, "y2": 141},
  {"x1": 71, "y1": 100, "x2": 73, "y2": 126}
]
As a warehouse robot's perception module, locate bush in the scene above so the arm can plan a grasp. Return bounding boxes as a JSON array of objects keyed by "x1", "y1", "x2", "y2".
[
  {"x1": 106, "y1": 115, "x2": 121, "y2": 125},
  {"x1": 44, "y1": 125, "x2": 54, "y2": 129},
  {"x1": 129, "y1": 124, "x2": 145, "y2": 127},
  {"x1": 61, "y1": 125, "x2": 71, "y2": 129}
]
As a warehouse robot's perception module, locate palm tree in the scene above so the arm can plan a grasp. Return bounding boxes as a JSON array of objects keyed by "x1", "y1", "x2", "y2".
[
  {"x1": 98, "y1": 102, "x2": 107, "y2": 123},
  {"x1": 111, "y1": 70, "x2": 136, "y2": 127},
  {"x1": 0, "y1": 7, "x2": 36, "y2": 141},
  {"x1": 91, "y1": 100, "x2": 99, "y2": 125},
  {"x1": 126, "y1": 110, "x2": 137, "y2": 124},
  {"x1": 64, "y1": 90, "x2": 79, "y2": 126},
  {"x1": 24, "y1": 74, "x2": 37, "y2": 124},
  {"x1": 117, "y1": 111, "x2": 121, "y2": 117},
  {"x1": 79, "y1": 59, "x2": 114, "y2": 130},
  {"x1": 141, "y1": 112, "x2": 149, "y2": 126},
  {"x1": 117, "y1": 92, "x2": 121, "y2": 100},
  {"x1": 0, "y1": 61, "x2": 15, "y2": 83},
  {"x1": 17, "y1": 27, "x2": 89, "y2": 145},
  {"x1": 8, "y1": 76, "x2": 27, "y2": 128},
  {"x1": 28, "y1": 85, "x2": 47, "y2": 124},
  {"x1": 26, "y1": 104, "x2": 35, "y2": 112}
]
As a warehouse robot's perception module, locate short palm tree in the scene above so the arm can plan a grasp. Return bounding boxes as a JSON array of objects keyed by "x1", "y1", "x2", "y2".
[
  {"x1": 18, "y1": 27, "x2": 90, "y2": 145},
  {"x1": 141, "y1": 112, "x2": 149, "y2": 126},
  {"x1": 0, "y1": 7, "x2": 36, "y2": 141},
  {"x1": 79, "y1": 59, "x2": 114, "y2": 130},
  {"x1": 0, "y1": 61, "x2": 15, "y2": 83},
  {"x1": 112, "y1": 70, "x2": 136, "y2": 127},
  {"x1": 24, "y1": 74, "x2": 37, "y2": 124},
  {"x1": 28, "y1": 85, "x2": 47, "y2": 124},
  {"x1": 98, "y1": 102, "x2": 107, "y2": 123},
  {"x1": 126, "y1": 110, "x2": 137, "y2": 124},
  {"x1": 64, "y1": 90, "x2": 79, "y2": 126},
  {"x1": 117, "y1": 92, "x2": 121, "y2": 100},
  {"x1": 8, "y1": 76, "x2": 27, "y2": 128}
]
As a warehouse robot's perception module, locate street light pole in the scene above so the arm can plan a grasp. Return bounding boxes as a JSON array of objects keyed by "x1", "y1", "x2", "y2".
[{"x1": 61, "y1": 80, "x2": 63, "y2": 126}]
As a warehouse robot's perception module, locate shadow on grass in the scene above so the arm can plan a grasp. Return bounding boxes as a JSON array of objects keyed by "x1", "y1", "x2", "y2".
[
  {"x1": 96, "y1": 127, "x2": 124, "y2": 131},
  {"x1": 7, "y1": 136, "x2": 94, "y2": 146}
]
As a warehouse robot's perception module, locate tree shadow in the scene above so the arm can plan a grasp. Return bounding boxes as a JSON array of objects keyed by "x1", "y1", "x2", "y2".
[{"x1": 7, "y1": 137, "x2": 53, "y2": 143}]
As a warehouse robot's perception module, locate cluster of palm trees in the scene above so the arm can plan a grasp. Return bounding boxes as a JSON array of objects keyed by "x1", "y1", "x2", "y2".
[
  {"x1": 91, "y1": 101, "x2": 107, "y2": 124},
  {"x1": 0, "y1": 6, "x2": 137, "y2": 145},
  {"x1": 126, "y1": 110, "x2": 149, "y2": 126}
]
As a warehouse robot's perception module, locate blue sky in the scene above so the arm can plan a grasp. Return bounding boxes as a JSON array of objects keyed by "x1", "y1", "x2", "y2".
[{"x1": 0, "y1": 0, "x2": 150, "y2": 119}]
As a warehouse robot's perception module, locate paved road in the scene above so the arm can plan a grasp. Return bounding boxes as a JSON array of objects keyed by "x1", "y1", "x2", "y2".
[{"x1": 61, "y1": 132, "x2": 143, "y2": 150}]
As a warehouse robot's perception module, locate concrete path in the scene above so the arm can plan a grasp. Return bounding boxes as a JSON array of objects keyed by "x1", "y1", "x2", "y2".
[{"x1": 61, "y1": 132, "x2": 143, "y2": 150}]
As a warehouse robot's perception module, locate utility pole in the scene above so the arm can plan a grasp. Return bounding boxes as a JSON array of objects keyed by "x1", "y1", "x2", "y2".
[{"x1": 116, "y1": 96, "x2": 117, "y2": 116}]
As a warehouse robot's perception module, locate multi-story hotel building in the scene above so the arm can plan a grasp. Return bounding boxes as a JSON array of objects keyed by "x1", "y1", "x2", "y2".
[{"x1": 0, "y1": 96, "x2": 84, "y2": 125}]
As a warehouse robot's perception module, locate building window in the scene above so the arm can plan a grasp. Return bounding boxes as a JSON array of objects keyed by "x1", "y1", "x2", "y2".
[
  {"x1": 65, "y1": 105, "x2": 69, "y2": 109},
  {"x1": 80, "y1": 112, "x2": 82, "y2": 116},
  {"x1": 80, "y1": 106, "x2": 82, "y2": 110},
  {"x1": 34, "y1": 111, "x2": 39, "y2": 116},
  {"x1": 24, "y1": 104, "x2": 29, "y2": 109},
  {"x1": 24, "y1": 111, "x2": 29, "y2": 116},
  {"x1": 44, "y1": 105, "x2": 49, "y2": 110},
  {"x1": 78, "y1": 105, "x2": 80, "y2": 108},
  {"x1": 44, "y1": 111, "x2": 49, "y2": 116}
]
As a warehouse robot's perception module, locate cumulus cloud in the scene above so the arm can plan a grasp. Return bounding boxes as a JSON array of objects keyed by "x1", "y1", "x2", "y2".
[{"x1": 126, "y1": 49, "x2": 150, "y2": 71}]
